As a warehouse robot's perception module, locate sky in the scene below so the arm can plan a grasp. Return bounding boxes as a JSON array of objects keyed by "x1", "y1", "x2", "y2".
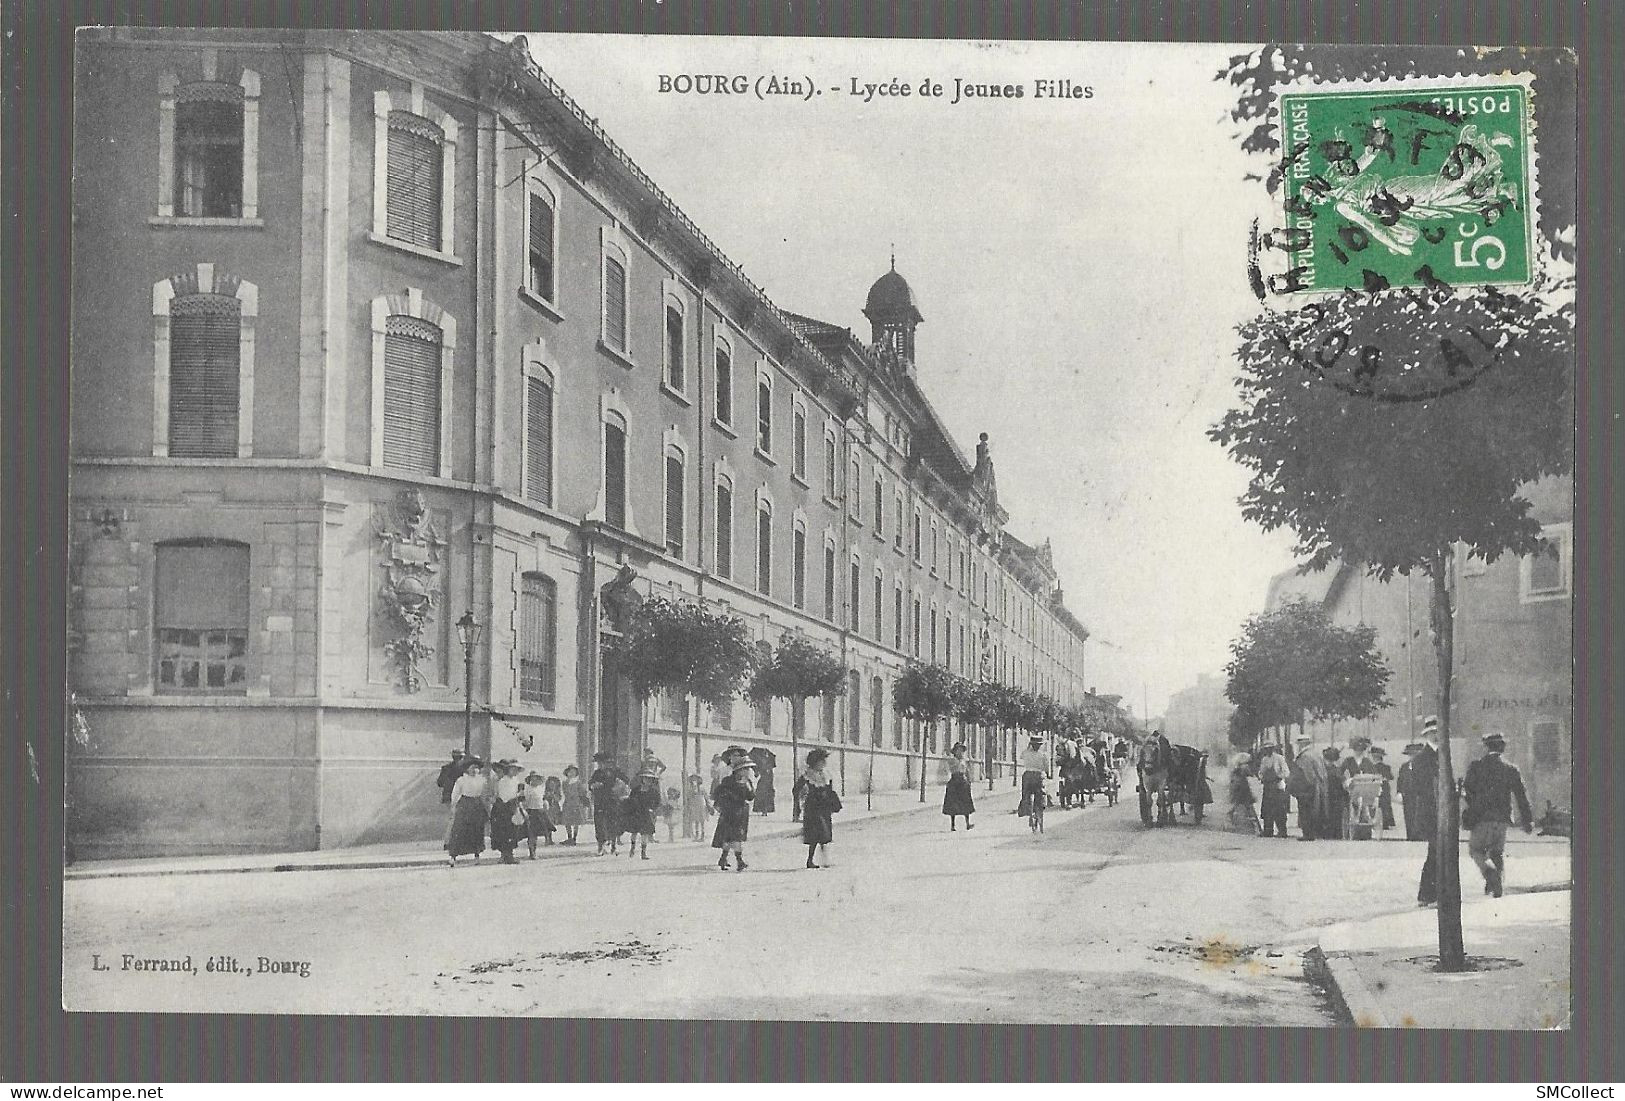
[{"x1": 517, "y1": 32, "x2": 1302, "y2": 717}]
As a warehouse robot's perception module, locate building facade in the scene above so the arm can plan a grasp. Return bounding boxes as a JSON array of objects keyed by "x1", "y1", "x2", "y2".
[
  {"x1": 1161, "y1": 673, "x2": 1230, "y2": 758},
  {"x1": 68, "y1": 29, "x2": 1094, "y2": 857},
  {"x1": 1261, "y1": 475, "x2": 1572, "y2": 813}
]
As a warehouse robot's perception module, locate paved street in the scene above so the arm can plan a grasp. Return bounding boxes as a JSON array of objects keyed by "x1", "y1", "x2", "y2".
[{"x1": 63, "y1": 787, "x2": 1567, "y2": 1025}]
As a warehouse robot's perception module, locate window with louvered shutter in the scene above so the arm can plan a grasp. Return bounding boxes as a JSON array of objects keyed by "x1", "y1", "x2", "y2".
[
  {"x1": 849, "y1": 559, "x2": 861, "y2": 631},
  {"x1": 792, "y1": 409, "x2": 806, "y2": 478},
  {"x1": 603, "y1": 418, "x2": 627, "y2": 529},
  {"x1": 175, "y1": 90, "x2": 243, "y2": 218},
  {"x1": 824, "y1": 545, "x2": 836, "y2": 621},
  {"x1": 519, "y1": 573, "x2": 557, "y2": 708},
  {"x1": 715, "y1": 346, "x2": 733, "y2": 424},
  {"x1": 756, "y1": 380, "x2": 772, "y2": 452},
  {"x1": 524, "y1": 374, "x2": 553, "y2": 507},
  {"x1": 155, "y1": 541, "x2": 249, "y2": 693},
  {"x1": 382, "y1": 317, "x2": 442, "y2": 475},
  {"x1": 603, "y1": 254, "x2": 628, "y2": 352},
  {"x1": 756, "y1": 504, "x2": 772, "y2": 595},
  {"x1": 665, "y1": 306, "x2": 685, "y2": 391},
  {"x1": 894, "y1": 588, "x2": 903, "y2": 650},
  {"x1": 793, "y1": 527, "x2": 806, "y2": 608},
  {"x1": 849, "y1": 671, "x2": 862, "y2": 744},
  {"x1": 664, "y1": 453, "x2": 684, "y2": 558},
  {"x1": 871, "y1": 677, "x2": 884, "y2": 746},
  {"x1": 716, "y1": 481, "x2": 733, "y2": 578},
  {"x1": 528, "y1": 192, "x2": 555, "y2": 299},
  {"x1": 169, "y1": 294, "x2": 241, "y2": 458},
  {"x1": 386, "y1": 112, "x2": 443, "y2": 249},
  {"x1": 873, "y1": 573, "x2": 883, "y2": 637}
]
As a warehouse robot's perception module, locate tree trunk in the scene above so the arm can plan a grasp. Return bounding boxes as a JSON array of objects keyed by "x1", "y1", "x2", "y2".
[
  {"x1": 1430, "y1": 552, "x2": 1467, "y2": 971},
  {"x1": 791, "y1": 698, "x2": 803, "y2": 822},
  {"x1": 919, "y1": 717, "x2": 929, "y2": 802},
  {"x1": 680, "y1": 703, "x2": 691, "y2": 840}
]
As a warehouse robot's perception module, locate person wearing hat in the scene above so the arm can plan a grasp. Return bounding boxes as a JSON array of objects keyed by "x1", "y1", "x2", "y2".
[
  {"x1": 800, "y1": 748, "x2": 842, "y2": 868},
  {"x1": 559, "y1": 764, "x2": 590, "y2": 846},
  {"x1": 1338, "y1": 736, "x2": 1384, "y2": 840},
  {"x1": 1318, "y1": 746, "x2": 1347, "y2": 839},
  {"x1": 1017, "y1": 733, "x2": 1049, "y2": 819},
  {"x1": 1256, "y1": 744, "x2": 1291, "y2": 838},
  {"x1": 435, "y1": 749, "x2": 467, "y2": 805},
  {"x1": 588, "y1": 751, "x2": 629, "y2": 856},
  {"x1": 1288, "y1": 736, "x2": 1329, "y2": 841},
  {"x1": 487, "y1": 762, "x2": 525, "y2": 864},
  {"x1": 446, "y1": 757, "x2": 489, "y2": 865},
  {"x1": 1368, "y1": 747, "x2": 1397, "y2": 831},
  {"x1": 942, "y1": 743, "x2": 976, "y2": 831},
  {"x1": 621, "y1": 770, "x2": 663, "y2": 861},
  {"x1": 520, "y1": 771, "x2": 555, "y2": 859},
  {"x1": 711, "y1": 756, "x2": 757, "y2": 871},
  {"x1": 1405, "y1": 717, "x2": 1443, "y2": 904},
  {"x1": 1461, "y1": 732, "x2": 1533, "y2": 897}
]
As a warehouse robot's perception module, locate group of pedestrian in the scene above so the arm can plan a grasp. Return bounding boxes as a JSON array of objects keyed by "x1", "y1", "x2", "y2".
[
  {"x1": 708, "y1": 743, "x2": 842, "y2": 870},
  {"x1": 1236, "y1": 717, "x2": 1535, "y2": 903}
]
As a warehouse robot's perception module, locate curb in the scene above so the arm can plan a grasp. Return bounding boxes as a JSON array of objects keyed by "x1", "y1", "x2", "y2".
[
  {"x1": 1312, "y1": 947, "x2": 1390, "y2": 1028},
  {"x1": 64, "y1": 794, "x2": 955, "y2": 882}
]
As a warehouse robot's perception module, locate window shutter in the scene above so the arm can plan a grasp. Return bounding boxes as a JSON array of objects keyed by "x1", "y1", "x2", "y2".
[
  {"x1": 665, "y1": 307, "x2": 685, "y2": 390},
  {"x1": 169, "y1": 295, "x2": 241, "y2": 458},
  {"x1": 519, "y1": 574, "x2": 557, "y2": 708},
  {"x1": 715, "y1": 348, "x2": 732, "y2": 422},
  {"x1": 604, "y1": 255, "x2": 627, "y2": 350},
  {"x1": 604, "y1": 420, "x2": 627, "y2": 529},
  {"x1": 757, "y1": 506, "x2": 772, "y2": 594},
  {"x1": 665, "y1": 455, "x2": 684, "y2": 557},
  {"x1": 716, "y1": 484, "x2": 733, "y2": 578},
  {"x1": 757, "y1": 381, "x2": 772, "y2": 452},
  {"x1": 793, "y1": 528, "x2": 806, "y2": 607},
  {"x1": 528, "y1": 195, "x2": 554, "y2": 299},
  {"x1": 386, "y1": 113, "x2": 443, "y2": 249},
  {"x1": 382, "y1": 318, "x2": 442, "y2": 475},
  {"x1": 524, "y1": 375, "x2": 553, "y2": 507}
]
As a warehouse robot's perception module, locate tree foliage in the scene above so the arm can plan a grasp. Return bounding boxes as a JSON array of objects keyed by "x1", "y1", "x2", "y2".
[
  {"x1": 603, "y1": 597, "x2": 759, "y2": 707},
  {"x1": 1225, "y1": 596, "x2": 1393, "y2": 734},
  {"x1": 891, "y1": 662, "x2": 960, "y2": 726},
  {"x1": 748, "y1": 634, "x2": 848, "y2": 705}
]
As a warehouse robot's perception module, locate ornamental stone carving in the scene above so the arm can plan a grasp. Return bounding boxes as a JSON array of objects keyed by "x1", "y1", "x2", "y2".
[{"x1": 374, "y1": 488, "x2": 447, "y2": 692}]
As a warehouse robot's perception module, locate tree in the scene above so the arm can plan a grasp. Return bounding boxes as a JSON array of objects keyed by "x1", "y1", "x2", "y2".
[
  {"x1": 749, "y1": 634, "x2": 848, "y2": 803},
  {"x1": 1225, "y1": 597, "x2": 1392, "y2": 746},
  {"x1": 893, "y1": 662, "x2": 959, "y2": 802},
  {"x1": 604, "y1": 597, "x2": 759, "y2": 825},
  {"x1": 955, "y1": 678, "x2": 1006, "y2": 791}
]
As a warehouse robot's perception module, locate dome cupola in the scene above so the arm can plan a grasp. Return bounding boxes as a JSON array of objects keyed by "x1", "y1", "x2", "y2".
[{"x1": 863, "y1": 255, "x2": 922, "y2": 369}]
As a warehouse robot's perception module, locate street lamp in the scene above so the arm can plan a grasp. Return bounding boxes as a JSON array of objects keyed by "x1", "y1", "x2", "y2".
[{"x1": 456, "y1": 610, "x2": 483, "y2": 756}]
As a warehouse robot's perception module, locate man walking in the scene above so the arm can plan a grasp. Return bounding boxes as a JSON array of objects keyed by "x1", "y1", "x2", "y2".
[
  {"x1": 1411, "y1": 718, "x2": 1442, "y2": 906},
  {"x1": 1461, "y1": 732, "x2": 1533, "y2": 898},
  {"x1": 436, "y1": 749, "x2": 466, "y2": 805}
]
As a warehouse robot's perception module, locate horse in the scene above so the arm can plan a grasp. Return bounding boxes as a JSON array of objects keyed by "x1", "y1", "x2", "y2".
[{"x1": 1136, "y1": 734, "x2": 1175, "y2": 826}]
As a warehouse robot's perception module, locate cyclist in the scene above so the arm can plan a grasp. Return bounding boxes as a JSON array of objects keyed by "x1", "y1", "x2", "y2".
[{"x1": 1018, "y1": 733, "x2": 1049, "y2": 819}]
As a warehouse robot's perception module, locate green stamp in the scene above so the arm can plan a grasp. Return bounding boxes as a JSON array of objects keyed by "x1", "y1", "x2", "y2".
[{"x1": 1277, "y1": 80, "x2": 1534, "y2": 293}]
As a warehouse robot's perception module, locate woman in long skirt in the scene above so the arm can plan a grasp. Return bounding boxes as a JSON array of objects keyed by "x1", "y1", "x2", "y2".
[
  {"x1": 711, "y1": 757, "x2": 756, "y2": 871},
  {"x1": 522, "y1": 771, "x2": 555, "y2": 858},
  {"x1": 943, "y1": 743, "x2": 976, "y2": 831},
  {"x1": 589, "y1": 753, "x2": 627, "y2": 856},
  {"x1": 559, "y1": 766, "x2": 589, "y2": 845},
  {"x1": 488, "y1": 762, "x2": 524, "y2": 864},
  {"x1": 622, "y1": 771, "x2": 662, "y2": 861},
  {"x1": 800, "y1": 749, "x2": 842, "y2": 868},
  {"x1": 447, "y1": 759, "x2": 489, "y2": 865}
]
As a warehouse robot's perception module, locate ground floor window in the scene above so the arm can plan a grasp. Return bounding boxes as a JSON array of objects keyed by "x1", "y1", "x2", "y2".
[{"x1": 155, "y1": 540, "x2": 249, "y2": 692}]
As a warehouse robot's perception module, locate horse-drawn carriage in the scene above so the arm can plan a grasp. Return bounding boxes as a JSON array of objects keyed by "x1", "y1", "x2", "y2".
[
  {"x1": 1057, "y1": 740, "x2": 1119, "y2": 809},
  {"x1": 1136, "y1": 736, "x2": 1212, "y2": 826}
]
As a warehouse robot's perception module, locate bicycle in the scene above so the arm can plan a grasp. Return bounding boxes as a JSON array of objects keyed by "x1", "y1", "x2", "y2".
[{"x1": 1029, "y1": 781, "x2": 1046, "y2": 834}]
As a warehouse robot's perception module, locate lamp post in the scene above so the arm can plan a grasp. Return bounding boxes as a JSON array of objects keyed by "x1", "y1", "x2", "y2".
[{"x1": 456, "y1": 610, "x2": 482, "y2": 757}]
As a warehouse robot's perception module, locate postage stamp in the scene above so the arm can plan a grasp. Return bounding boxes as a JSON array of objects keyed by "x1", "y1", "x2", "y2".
[{"x1": 1276, "y1": 77, "x2": 1536, "y2": 293}]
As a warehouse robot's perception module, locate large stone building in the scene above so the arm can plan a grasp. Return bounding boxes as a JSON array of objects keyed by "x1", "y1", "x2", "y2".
[
  {"x1": 1262, "y1": 475, "x2": 1572, "y2": 814},
  {"x1": 68, "y1": 29, "x2": 1095, "y2": 857},
  {"x1": 1160, "y1": 673, "x2": 1229, "y2": 758}
]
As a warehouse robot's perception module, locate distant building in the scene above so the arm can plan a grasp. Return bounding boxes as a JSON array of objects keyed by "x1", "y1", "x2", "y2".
[
  {"x1": 1161, "y1": 673, "x2": 1229, "y2": 757},
  {"x1": 1263, "y1": 476, "x2": 1571, "y2": 812},
  {"x1": 68, "y1": 29, "x2": 1093, "y2": 857}
]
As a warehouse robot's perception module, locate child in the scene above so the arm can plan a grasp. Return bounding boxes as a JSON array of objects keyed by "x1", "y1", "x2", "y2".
[
  {"x1": 659, "y1": 786, "x2": 681, "y2": 843},
  {"x1": 542, "y1": 775, "x2": 565, "y2": 843},
  {"x1": 521, "y1": 771, "x2": 554, "y2": 858},
  {"x1": 683, "y1": 773, "x2": 709, "y2": 841},
  {"x1": 711, "y1": 756, "x2": 756, "y2": 871},
  {"x1": 622, "y1": 771, "x2": 663, "y2": 861}
]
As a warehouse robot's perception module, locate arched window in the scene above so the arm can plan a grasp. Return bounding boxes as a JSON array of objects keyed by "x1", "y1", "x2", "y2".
[
  {"x1": 912, "y1": 594, "x2": 922, "y2": 656},
  {"x1": 823, "y1": 538, "x2": 837, "y2": 622},
  {"x1": 756, "y1": 375, "x2": 773, "y2": 455},
  {"x1": 894, "y1": 491, "x2": 905, "y2": 551},
  {"x1": 664, "y1": 297, "x2": 686, "y2": 393},
  {"x1": 945, "y1": 611, "x2": 954, "y2": 669},
  {"x1": 525, "y1": 182, "x2": 558, "y2": 303},
  {"x1": 824, "y1": 429, "x2": 838, "y2": 498},
  {"x1": 873, "y1": 471, "x2": 884, "y2": 532},
  {"x1": 792, "y1": 521, "x2": 807, "y2": 609},
  {"x1": 663, "y1": 444, "x2": 685, "y2": 559},
  {"x1": 873, "y1": 568, "x2": 883, "y2": 638},
  {"x1": 157, "y1": 68, "x2": 259, "y2": 223},
  {"x1": 153, "y1": 267, "x2": 256, "y2": 459},
  {"x1": 792, "y1": 403, "x2": 807, "y2": 480},
  {"x1": 382, "y1": 316, "x2": 444, "y2": 475},
  {"x1": 155, "y1": 539, "x2": 249, "y2": 693},
  {"x1": 912, "y1": 508, "x2": 923, "y2": 562},
  {"x1": 756, "y1": 496, "x2": 773, "y2": 596},
  {"x1": 522, "y1": 355, "x2": 554, "y2": 508},
  {"x1": 849, "y1": 554, "x2": 862, "y2": 632},
  {"x1": 849, "y1": 456, "x2": 862, "y2": 519},
  {"x1": 893, "y1": 582, "x2": 904, "y2": 651},
  {"x1": 714, "y1": 338, "x2": 734, "y2": 426},
  {"x1": 848, "y1": 669, "x2": 862, "y2": 745},
  {"x1": 870, "y1": 676, "x2": 885, "y2": 746},
  {"x1": 386, "y1": 112, "x2": 444, "y2": 249},
  {"x1": 518, "y1": 573, "x2": 557, "y2": 708},
  {"x1": 602, "y1": 410, "x2": 628, "y2": 530},
  {"x1": 715, "y1": 474, "x2": 734, "y2": 579},
  {"x1": 601, "y1": 239, "x2": 630, "y2": 355}
]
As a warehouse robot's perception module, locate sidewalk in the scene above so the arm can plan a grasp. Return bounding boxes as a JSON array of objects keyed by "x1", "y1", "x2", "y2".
[
  {"x1": 64, "y1": 783, "x2": 966, "y2": 881},
  {"x1": 1315, "y1": 872, "x2": 1571, "y2": 1030}
]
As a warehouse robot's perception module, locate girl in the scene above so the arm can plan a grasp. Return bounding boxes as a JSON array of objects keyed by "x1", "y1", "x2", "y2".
[
  {"x1": 683, "y1": 774, "x2": 709, "y2": 841},
  {"x1": 521, "y1": 771, "x2": 554, "y2": 858},
  {"x1": 660, "y1": 785, "x2": 681, "y2": 843},
  {"x1": 488, "y1": 762, "x2": 524, "y2": 865},
  {"x1": 942, "y1": 743, "x2": 976, "y2": 831},
  {"x1": 711, "y1": 757, "x2": 756, "y2": 871},
  {"x1": 447, "y1": 758, "x2": 488, "y2": 866},
  {"x1": 621, "y1": 771, "x2": 663, "y2": 860},
  {"x1": 559, "y1": 765, "x2": 589, "y2": 846},
  {"x1": 543, "y1": 775, "x2": 566, "y2": 843},
  {"x1": 800, "y1": 748, "x2": 842, "y2": 868}
]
